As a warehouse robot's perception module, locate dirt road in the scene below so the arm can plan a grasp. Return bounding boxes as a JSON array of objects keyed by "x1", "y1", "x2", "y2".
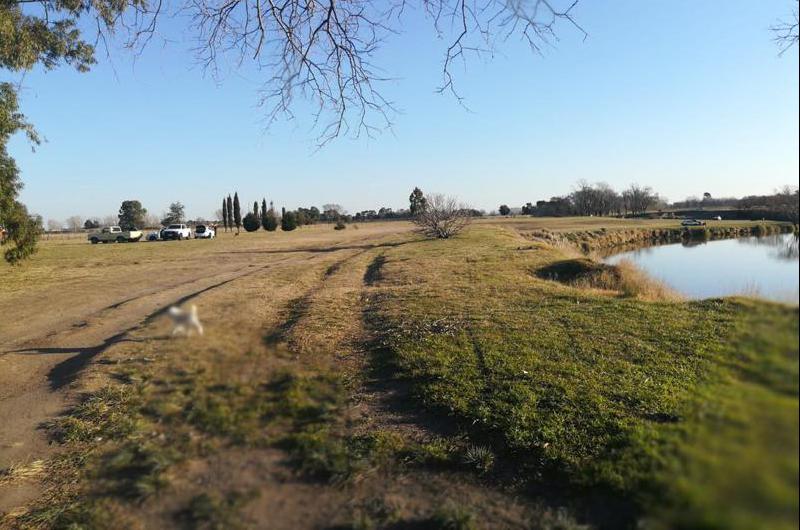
[{"x1": 0, "y1": 224, "x2": 413, "y2": 512}]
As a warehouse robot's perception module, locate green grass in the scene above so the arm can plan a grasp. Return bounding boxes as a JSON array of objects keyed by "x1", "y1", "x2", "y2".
[{"x1": 368, "y1": 224, "x2": 799, "y2": 529}]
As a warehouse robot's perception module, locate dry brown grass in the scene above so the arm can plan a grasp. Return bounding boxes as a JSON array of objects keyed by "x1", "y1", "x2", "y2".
[
  {"x1": 0, "y1": 461, "x2": 45, "y2": 485},
  {"x1": 573, "y1": 258, "x2": 681, "y2": 301}
]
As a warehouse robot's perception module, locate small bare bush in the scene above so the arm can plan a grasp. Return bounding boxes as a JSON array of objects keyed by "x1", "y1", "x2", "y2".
[{"x1": 413, "y1": 193, "x2": 471, "y2": 239}]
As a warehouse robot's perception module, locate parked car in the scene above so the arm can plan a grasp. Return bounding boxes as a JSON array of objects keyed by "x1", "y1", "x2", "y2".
[
  {"x1": 194, "y1": 224, "x2": 215, "y2": 239},
  {"x1": 681, "y1": 219, "x2": 706, "y2": 226},
  {"x1": 147, "y1": 231, "x2": 161, "y2": 241},
  {"x1": 88, "y1": 226, "x2": 143, "y2": 244},
  {"x1": 161, "y1": 224, "x2": 192, "y2": 240}
]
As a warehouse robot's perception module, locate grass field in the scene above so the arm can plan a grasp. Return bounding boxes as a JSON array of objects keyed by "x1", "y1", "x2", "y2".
[{"x1": 0, "y1": 218, "x2": 797, "y2": 529}]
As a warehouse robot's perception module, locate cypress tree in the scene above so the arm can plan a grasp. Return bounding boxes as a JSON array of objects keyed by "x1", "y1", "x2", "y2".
[
  {"x1": 226, "y1": 195, "x2": 233, "y2": 232},
  {"x1": 253, "y1": 201, "x2": 259, "y2": 217},
  {"x1": 261, "y1": 198, "x2": 268, "y2": 229},
  {"x1": 222, "y1": 198, "x2": 228, "y2": 231},
  {"x1": 264, "y1": 205, "x2": 278, "y2": 231},
  {"x1": 233, "y1": 192, "x2": 242, "y2": 233}
]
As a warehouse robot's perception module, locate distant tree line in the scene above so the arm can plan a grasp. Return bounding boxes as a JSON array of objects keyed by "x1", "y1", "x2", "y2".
[
  {"x1": 218, "y1": 186, "x2": 476, "y2": 240},
  {"x1": 518, "y1": 182, "x2": 665, "y2": 218},
  {"x1": 514, "y1": 183, "x2": 798, "y2": 222},
  {"x1": 51, "y1": 200, "x2": 204, "y2": 233},
  {"x1": 671, "y1": 188, "x2": 799, "y2": 222}
]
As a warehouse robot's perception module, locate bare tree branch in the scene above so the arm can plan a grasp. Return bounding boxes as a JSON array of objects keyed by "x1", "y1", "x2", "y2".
[
  {"x1": 9, "y1": 0, "x2": 584, "y2": 145},
  {"x1": 186, "y1": 0, "x2": 584, "y2": 145},
  {"x1": 772, "y1": 2, "x2": 799, "y2": 55}
]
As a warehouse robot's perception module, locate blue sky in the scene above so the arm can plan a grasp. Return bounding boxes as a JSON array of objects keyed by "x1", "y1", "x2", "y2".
[{"x1": 8, "y1": 0, "x2": 799, "y2": 222}]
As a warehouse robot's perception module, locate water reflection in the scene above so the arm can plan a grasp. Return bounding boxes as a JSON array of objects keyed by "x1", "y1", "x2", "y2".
[
  {"x1": 598, "y1": 237, "x2": 715, "y2": 257},
  {"x1": 737, "y1": 233, "x2": 799, "y2": 260},
  {"x1": 604, "y1": 233, "x2": 799, "y2": 304}
]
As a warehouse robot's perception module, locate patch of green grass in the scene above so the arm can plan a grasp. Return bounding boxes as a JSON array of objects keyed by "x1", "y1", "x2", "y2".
[
  {"x1": 96, "y1": 439, "x2": 181, "y2": 499},
  {"x1": 410, "y1": 437, "x2": 460, "y2": 467},
  {"x1": 49, "y1": 384, "x2": 144, "y2": 444},
  {"x1": 369, "y1": 224, "x2": 799, "y2": 529}
]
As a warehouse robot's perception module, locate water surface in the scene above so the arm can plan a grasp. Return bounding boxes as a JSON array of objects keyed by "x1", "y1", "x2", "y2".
[{"x1": 604, "y1": 233, "x2": 799, "y2": 304}]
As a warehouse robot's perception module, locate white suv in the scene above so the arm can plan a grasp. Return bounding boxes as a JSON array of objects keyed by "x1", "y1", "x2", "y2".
[
  {"x1": 194, "y1": 224, "x2": 215, "y2": 239},
  {"x1": 161, "y1": 224, "x2": 192, "y2": 240}
]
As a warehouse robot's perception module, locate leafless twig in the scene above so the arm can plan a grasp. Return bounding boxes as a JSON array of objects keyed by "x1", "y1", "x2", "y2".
[{"x1": 772, "y1": 3, "x2": 799, "y2": 55}]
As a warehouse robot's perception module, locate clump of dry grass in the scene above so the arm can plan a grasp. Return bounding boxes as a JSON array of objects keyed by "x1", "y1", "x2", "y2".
[
  {"x1": 601, "y1": 259, "x2": 681, "y2": 302},
  {"x1": 0, "y1": 460, "x2": 45, "y2": 485},
  {"x1": 537, "y1": 257, "x2": 680, "y2": 302}
]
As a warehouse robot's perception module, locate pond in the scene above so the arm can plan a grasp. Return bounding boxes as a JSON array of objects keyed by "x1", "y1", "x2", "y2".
[{"x1": 604, "y1": 233, "x2": 799, "y2": 304}]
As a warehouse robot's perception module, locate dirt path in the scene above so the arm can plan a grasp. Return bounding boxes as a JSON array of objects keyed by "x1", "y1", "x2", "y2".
[{"x1": 0, "y1": 227, "x2": 410, "y2": 514}]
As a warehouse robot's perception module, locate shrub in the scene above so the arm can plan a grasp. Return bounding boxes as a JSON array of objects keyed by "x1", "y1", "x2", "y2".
[
  {"x1": 263, "y1": 209, "x2": 278, "y2": 231},
  {"x1": 281, "y1": 211, "x2": 298, "y2": 231},
  {"x1": 413, "y1": 193, "x2": 471, "y2": 239},
  {"x1": 242, "y1": 212, "x2": 260, "y2": 232},
  {"x1": 334, "y1": 220, "x2": 346, "y2": 230}
]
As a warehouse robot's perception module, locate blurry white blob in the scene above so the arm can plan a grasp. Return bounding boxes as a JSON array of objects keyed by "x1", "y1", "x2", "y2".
[{"x1": 168, "y1": 304, "x2": 204, "y2": 336}]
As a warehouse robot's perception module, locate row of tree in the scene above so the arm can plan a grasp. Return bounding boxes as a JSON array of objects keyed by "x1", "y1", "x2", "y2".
[
  {"x1": 672, "y1": 187, "x2": 799, "y2": 222},
  {"x1": 502, "y1": 183, "x2": 798, "y2": 221},
  {"x1": 220, "y1": 193, "x2": 307, "y2": 233},
  {"x1": 510, "y1": 182, "x2": 665, "y2": 218},
  {"x1": 218, "y1": 186, "x2": 472, "y2": 240}
]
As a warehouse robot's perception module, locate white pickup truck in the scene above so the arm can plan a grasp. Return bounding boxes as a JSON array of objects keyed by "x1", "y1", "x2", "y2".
[
  {"x1": 161, "y1": 224, "x2": 192, "y2": 240},
  {"x1": 88, "y1": 226, "x2": 143, "y2": 244}
]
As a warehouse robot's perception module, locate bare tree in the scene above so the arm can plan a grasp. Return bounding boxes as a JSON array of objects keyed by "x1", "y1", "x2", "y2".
[
  {"x1": 46, "y1": 219, "x2": 62, "y2": 232},
  {"x1": 66, "y1": 215, "x2": 83, "y2": 232},
  {"x1": 102, "y1": 214, "x2": 117, "y2": 227},
  {"x1": 622, "y1": 184, "x2": 658, "y2": 216},
  {"x1": 322, "y1": 203, "x2": 344, "y2": 214},
  {"x1": 773, "y1": 1, "x2": 799, "y2": 54},
  {"x1": 413, "y1": 193, "x2": 471, "y2": 238}
]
